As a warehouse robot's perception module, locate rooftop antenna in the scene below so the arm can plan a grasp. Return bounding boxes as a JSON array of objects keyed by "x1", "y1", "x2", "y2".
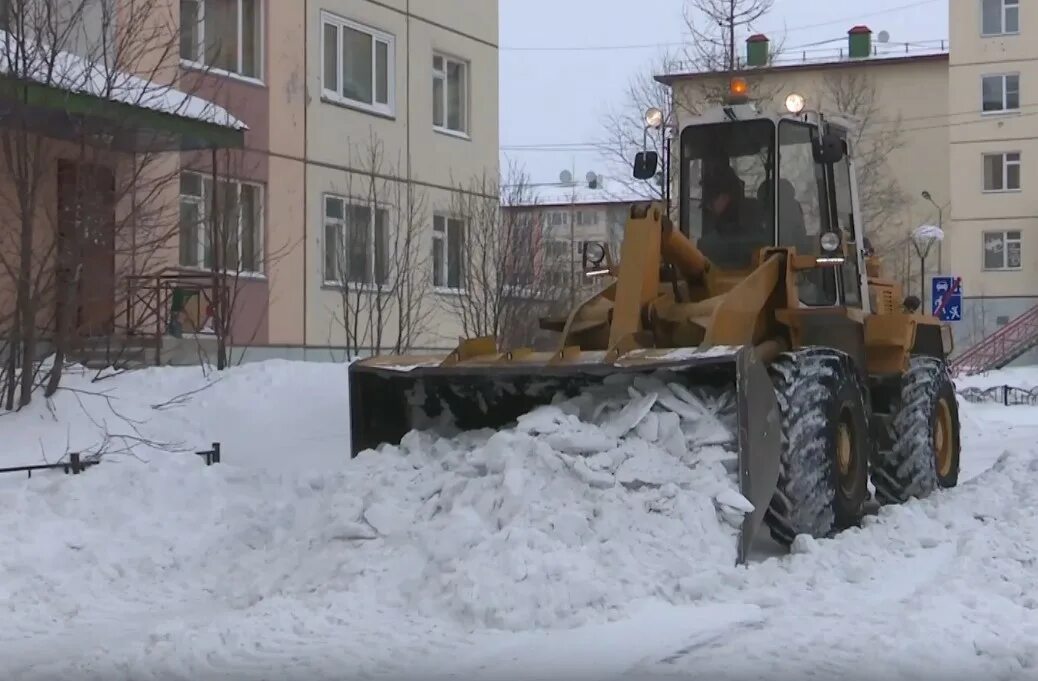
[
  {"x1": 586, "y1": 171, "x2": 599, "y2": 189},
  {"x1": 877, "y1": 30, "x2": 890, "y2": 44},
  {"x1": 559, "y1": 169, "x2": 573, "y2": 185}
]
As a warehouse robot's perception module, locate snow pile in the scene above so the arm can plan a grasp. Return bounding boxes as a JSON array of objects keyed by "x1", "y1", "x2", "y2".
[
  {"x1": 347, "y1": 371, "x2": 748, "y2": 630},
  {"x1": 4, "y1": 361, "x2": 1038, "y2": 679},
  {"x1": 0, "y1": 362, "x2": 751, "y2": 642}
]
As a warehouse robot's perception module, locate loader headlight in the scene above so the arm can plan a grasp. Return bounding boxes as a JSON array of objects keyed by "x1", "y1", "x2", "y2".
[
  {"x1": 785, "y1": 93, "x2": 806, "y2": 114},
  {"x1": 820, "y1": 231, "x2": 842, "y2": 252},
  {"x1": 644, "y1": 107, "x2": 664, "y2": 129}
]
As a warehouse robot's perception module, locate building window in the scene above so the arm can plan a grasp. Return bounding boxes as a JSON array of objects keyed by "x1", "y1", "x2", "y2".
[
  {"x1": 321, "y1": 13, "x2": 394, "y2": 116},
  {"x1": 982, "y1": 74, "x2": 1020, "y2": 113},
  {"x1": 983, "y1": 152, "x2": 1021, "y2": 191},
  {"x1": 180, "y1": 0, "x2": 262, "y2": 79},
  {"x1": 983, "y1": 230, "x2": 1022, "y2": 270},
  {"x1": 544, "y1": 239, "x2": 572, "y2": 290},
  {"x1": 982, "y1": 0, "x2": 1019, "y2": 36},
  {"x1": 179, "y1": 172, "x2": 264, "y2": 273},
  {"x1": 433, "y1": 53, "x2": 468, "y2": 135},
  {"x1": 432, "y1": 214, "x2": 464, "y2": 289},
  {"x1": 323, "y1": 195, "x2": 388, "y2": 286}
]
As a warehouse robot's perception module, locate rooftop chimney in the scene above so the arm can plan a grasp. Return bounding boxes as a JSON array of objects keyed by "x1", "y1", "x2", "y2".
[
  {"x1": 848, "y1": 25, "x2": 872, "y2": 59},
  {"x1": 746, "y1": 34, "x2": 769, "y2": 67}
]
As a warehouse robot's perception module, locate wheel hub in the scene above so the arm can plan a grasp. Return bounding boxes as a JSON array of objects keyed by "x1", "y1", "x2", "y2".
[
  {"x1": 934, "y1": 397, "x2": 953, "y2": 477},
  {"x1": 836, "y1": 423, "x2": 852, "y2": 476}
]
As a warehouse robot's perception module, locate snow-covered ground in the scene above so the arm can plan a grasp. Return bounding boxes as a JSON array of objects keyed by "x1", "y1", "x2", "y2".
[{"x1": 1, "y1": 360, "x2": 1037, "y2": 680}]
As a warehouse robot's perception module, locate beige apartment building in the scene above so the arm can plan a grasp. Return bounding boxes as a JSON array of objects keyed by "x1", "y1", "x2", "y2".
[
  {"x1": 946, "y1": 0, "x2": 1038, "y2": 355},
  {"x1": 174, "y1": 0, "x2": 499, "y2": 358},
  {"x1": 303, "y1": 0, "x2": 499, "y2": 354},
  {"x1": 0, "y1": 0, "x2": 500, "y2": 370}
]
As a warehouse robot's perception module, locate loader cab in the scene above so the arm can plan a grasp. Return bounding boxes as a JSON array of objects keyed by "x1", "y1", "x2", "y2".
[{"x1": 671, "y1": 101, "x2": 870, "y2": 313}]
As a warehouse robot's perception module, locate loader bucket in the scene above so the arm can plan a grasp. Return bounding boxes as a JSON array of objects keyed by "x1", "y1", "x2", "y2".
[{"x1": 348, "y1": 345, "x2": 782, "y2": 564}]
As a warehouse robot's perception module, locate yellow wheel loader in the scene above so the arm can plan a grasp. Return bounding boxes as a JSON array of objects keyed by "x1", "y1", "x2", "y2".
[{"x1": 348, "y1": 79, "x2": 961, "y2": 563}]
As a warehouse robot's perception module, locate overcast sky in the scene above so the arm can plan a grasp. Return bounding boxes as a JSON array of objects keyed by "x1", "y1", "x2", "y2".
[{"x1": 498, "y1": 0, "x2": 949, "y2": 187}]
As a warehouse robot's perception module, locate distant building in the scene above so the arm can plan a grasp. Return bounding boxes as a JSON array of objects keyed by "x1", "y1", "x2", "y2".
[{"x1": 503, "y1": 176, "x2": 653, "y2": 303}]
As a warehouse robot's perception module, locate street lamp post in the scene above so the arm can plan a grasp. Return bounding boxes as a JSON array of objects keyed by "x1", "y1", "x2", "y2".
[
  {"x1": 921, "y1": 190, "x2": 944, "y2": 273},
  {"x1": 911, "y1": 224, "x2": 945, "y2": 312}
]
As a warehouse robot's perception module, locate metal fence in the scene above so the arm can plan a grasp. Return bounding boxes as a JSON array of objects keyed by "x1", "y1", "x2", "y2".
[
  {"x1": 1, "y1": 443, "x2": 223, "y2": 479},
  {"x1": 958, "y1": 385, "x2": 1038, "y2": 406}
]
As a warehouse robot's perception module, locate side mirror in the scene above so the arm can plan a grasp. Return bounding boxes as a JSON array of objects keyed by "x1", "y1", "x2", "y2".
[
  {"x1": 903, "y1": 295, "x2": 921, "y2": 313},
  {"x1": 633, "y1": 151, "x2": 659, "y2": 180},
  {"x1": 812, "y1": 133, "x2": 844, "y2": 164}
]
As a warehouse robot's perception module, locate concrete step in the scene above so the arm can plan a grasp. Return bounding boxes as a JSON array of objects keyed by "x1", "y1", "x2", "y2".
[{"x1": 71, "y1": 340, "x2": 156, "y2": 371}]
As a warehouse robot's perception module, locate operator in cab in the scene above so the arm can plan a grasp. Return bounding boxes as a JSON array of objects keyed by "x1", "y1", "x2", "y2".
[{"x1": 697, "y1": 163, "x2": 770, "y2": 269}]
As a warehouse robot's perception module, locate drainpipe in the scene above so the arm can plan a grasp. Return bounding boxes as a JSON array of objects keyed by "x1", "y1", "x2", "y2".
[{"x1": 303, "y1": 0, "x2": 309, "y2": 350}]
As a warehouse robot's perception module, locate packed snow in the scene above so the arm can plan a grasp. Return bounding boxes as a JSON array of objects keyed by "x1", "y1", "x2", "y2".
[{"x1": 1, "y1": 360, "x2": 1037, "y2": 680}]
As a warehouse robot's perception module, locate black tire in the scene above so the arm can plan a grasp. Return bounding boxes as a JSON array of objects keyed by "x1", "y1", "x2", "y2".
[
  {"x1": 871, "y1": 356, "x2": 961, "y2": 505},
  {"x1": 764, "y1": 348, "x2": 871, "y2": 546}
]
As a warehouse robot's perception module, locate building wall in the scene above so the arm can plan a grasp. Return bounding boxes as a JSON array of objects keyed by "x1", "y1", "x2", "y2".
[
  {"x1": 304, "y1": 0, "x2": 500, "y2": 353},
  {"x1": 263, "y1": 0, "x2": 307, "y2": 346},
  {"x1": 947, "y1": 0, "x2": 1038, "y2": 352},
  {"x1": 169, "y1": 0, "x2": 308, "y2": 348}
]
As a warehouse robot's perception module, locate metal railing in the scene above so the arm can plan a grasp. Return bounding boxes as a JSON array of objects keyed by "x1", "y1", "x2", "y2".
[
  {"x1": 0, "y1": 452, "x2": 101, "y2": 478},
  {"x1": 958, "y1": 385, "x2": 1038, "y2": 406},
  {"x1": 951, "y1": 305, "x2": 1038, "y2": 377},
  {"x1": 124, "y1": 270, "x2": 216, "y2": 365}
]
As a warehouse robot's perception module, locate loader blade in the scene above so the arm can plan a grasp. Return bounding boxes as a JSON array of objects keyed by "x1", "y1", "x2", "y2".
[
  {"x1": 732, "y1": 346, "x2": 782, "y2": 564},
  {"x1": 347, "y1": 346, "x2": 782, "y2": 564}
]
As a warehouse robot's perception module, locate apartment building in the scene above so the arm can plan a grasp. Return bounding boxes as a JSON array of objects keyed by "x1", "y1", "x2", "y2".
[
  {"x1": 168, "y1": 0, "x2": 499, "y2": 358},
  {"x1": 946, "y1": 0, "x2": 1038, "y2": 353},
  {"x1": 657, "y1": 30, "x2": 951, "y2": 303},
  {"x1": 303, "y1": 0, "x2": 499, "y2": 353},
  {"x1": 0, "y1": 0, "x2": 499, "y2": 367}
]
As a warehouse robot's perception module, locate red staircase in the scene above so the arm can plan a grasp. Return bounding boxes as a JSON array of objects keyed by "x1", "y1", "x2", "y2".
[{"x1": 950, "y1": 304, "x2": 1038, "y2": 376}]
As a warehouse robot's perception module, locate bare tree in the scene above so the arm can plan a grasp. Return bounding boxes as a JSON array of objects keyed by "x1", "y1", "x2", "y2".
[
  {"x1": 817, "y1": 71, "x2": 909, "y2": 281},
  {"x1": 682, "y1": 0, "x2": 776, "y2": 72},
  {"x1": 0, "y1": 0, "x2": 237, "y2": 408},
  {"x1": 439, "y1": 163, "x2": 569, "y2": 350},
  {"x1": 600, "y1": 0, "x2": 785, "y2": 200},
  {"x1": 328, "y1": 130, "x2": 434, "y2": 359}
]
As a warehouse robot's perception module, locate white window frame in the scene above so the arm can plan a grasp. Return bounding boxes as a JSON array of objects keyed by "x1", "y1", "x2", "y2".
[
  {"x1": 982, "y1": 151, "x2": 1021, "y2": 192},
  {"x1": 179, "y1": 171, "x2": 265, "y2": 277},
  {"x1": 981, "y1": 0, "x2": 1019, "y2": 36},
  {"x1": 432, "y1": 213, "x2": 465, "y2": 292},
  {"x1": 982, "y1": 230, "x2": 1022, "y2": 271},
  {"x1": 323, "y1": 194, "x2": 391, "y2": 289},
  {"x1": 180, "y1": 0, "x2": 264, "y2": 82},
  {"x1": 432, "y1": 51, "x2": 470, "y2": 137},
  {"x1": 320, "y1": 12, "x2": 396, "y2": 117},
  {"x1": 981, "y1": 73, "x2": 1020, "y2": 114}
]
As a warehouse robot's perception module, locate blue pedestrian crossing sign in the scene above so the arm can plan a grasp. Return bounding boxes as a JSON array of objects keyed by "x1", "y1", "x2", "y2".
[{"x1": 931, "y1": 276, "x2": 963, "y2": 322}]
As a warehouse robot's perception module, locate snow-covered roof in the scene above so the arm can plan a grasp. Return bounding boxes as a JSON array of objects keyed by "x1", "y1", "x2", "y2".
[
  {"x1": 0, "y1": 30, "x2": 246, "y2": 131},
  {"x1": 507, "y1": 180, "x2": 656, "y2": 209},
  {"x1": 658, "y1": 48, "x2": 948, "y2": 85}
]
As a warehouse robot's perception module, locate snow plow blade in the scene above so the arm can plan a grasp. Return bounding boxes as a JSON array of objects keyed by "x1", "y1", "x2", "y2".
[{"x1": 348, "y1": 342, "x2": 782, "y2": 563}]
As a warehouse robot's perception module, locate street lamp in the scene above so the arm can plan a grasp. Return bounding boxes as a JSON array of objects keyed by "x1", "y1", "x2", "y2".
[
  {"x1": 911, "y1": 223, "x2": 945, "y2": 311},
  {"x1": 921, "y1": 190, "x2": 944, "y2": 272}
]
